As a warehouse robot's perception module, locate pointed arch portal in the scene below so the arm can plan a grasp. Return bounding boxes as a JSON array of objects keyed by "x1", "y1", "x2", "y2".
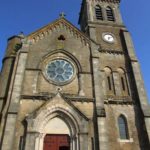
[
  {"x1": 32, "y1": 110, "x2": 79, "y2": 150},
  {"x1": 24, "y1": 98, "x2": 90, "y2": 150}
]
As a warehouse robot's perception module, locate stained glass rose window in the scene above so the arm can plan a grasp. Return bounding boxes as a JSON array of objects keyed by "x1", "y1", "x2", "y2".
[{"x1": 45, "y1": 59, "x2": 74, "y2": 84}]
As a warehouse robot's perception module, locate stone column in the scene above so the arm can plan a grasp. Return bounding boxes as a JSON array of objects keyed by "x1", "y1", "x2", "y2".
[
  {"x1": 76, "y1": 136, "x2": 79, "y2": 150},
  {"x1": 97, "y1": 117, "x2": 108, "y2": 150},
  {"x1": 70, "y1": 137, "x2": 73, "y2": 150},
  {"x1": 79, "y1": 133, "x2": 88, "y2": 150},
  {"x1": 74, "y1": 136, "x2": 78, "y2": 150},
  {"x1": 70, "y1": 136, "x2": 77, "y2": 150},
  {"x1": 102, "y1": 6, "x2": 107, "y2": 21},
  {"x1": 34, "y1": 133, "x2": 44, "y2": 150},
  {"x1": 25, "y1": 132, "x2": 38, "y2": 150}
]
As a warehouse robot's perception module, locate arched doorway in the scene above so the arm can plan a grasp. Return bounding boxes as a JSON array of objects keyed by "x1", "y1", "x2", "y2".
[
  {"x1": 25, "y1": 103, "x2": 89, "y2": 150},
  {"x1": 32, "y1": 110, "x2": 79, "y2": 150},
  {"x1": 43, "y1": 117, "x2": 71, "y2": 150}
]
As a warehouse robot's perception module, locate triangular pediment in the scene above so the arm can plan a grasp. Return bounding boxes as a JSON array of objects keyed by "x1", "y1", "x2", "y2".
[
  {"x1": 26, "y1": 92, "x2": 89, "y2": 122},
  {"x1": 27, "y1": 17, "x2": 90, "y2": 46}
]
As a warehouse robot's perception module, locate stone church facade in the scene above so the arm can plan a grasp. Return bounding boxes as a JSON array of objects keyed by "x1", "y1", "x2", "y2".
[{"x1": 0, "y1": 0, "x2": 150, "y2": 150}]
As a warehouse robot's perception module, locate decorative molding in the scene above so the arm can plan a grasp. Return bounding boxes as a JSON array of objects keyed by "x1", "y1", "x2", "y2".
[
  {"x1": 88, "y1": 21, "x2": 125, "y2": 28},
  {"x1": 99, "y1": 49, "x2": 125, "y2": 55},
  {"x1": 90, "y1": 0, "x2": 121, "y2": 4},
  {"x1": 104, "y1": 95, "x2": 131, "y2": 99},
  {"x1": 104, "y1": 96, "x2": 133, "y2": 105},
  {"x1": 27, "y1": 18, "x2": 90, "y2": 47},
  {"x1": 62, "y1": 94, "x2": 94, "y2": 102},
  {"x1": 25, "y1": 92, "x2": 90, "y2": 122},
  {"x1": 104, "y1": 100, "x2": 133, "y2": 105},
  {"x1": 21, "y1": 93, "x2": 94, "y2": 102},
  {"x1": 21, "y1": 93, "x2": 55, "y2": 101}
]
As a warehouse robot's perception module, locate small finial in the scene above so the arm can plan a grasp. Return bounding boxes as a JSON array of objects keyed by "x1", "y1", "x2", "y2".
[
  {"x1": 18, "y1": 31, "x2": 25, "y2": 38},
  {"x1": 59, "y1": 12, "x2": 66, "y2": 18}
]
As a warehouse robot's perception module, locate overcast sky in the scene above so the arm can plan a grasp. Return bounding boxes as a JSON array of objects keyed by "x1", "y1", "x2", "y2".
[{"x1": 0, "y1": 0, "x2": 150, "y2": 101}]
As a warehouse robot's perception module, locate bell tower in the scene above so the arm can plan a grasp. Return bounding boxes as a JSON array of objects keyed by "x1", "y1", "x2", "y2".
[
  {"x1": 79, "y1": 0, "x2": 122, "y2": 33},
  {"x1": 79, "y1": 0, "x2": 125, "y2": 52},
  {"x1": 79, "y1": 0, "x2": 150, "y2": 150}
]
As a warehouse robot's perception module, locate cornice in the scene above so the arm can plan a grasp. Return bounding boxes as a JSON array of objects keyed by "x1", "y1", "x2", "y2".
[
  {"x1": 99, "y1": 49, "x2": 125, "y2": 55},
  {"x1": 88, "y1": 21, "x2": 125, "y2": 29},
  {"x1": 62, "y1": 94, "x2": 94, "y2": 102},
  {"x1": 89, "y1": 0, "x2": 120, "y2": 4},
  {"x1": 104, "y1": 95, "x2": 134, "y2": 105},
  {"x1": 23, "y1": 92, "x2": 90, "y2": 121},
  {"x1": 21, "y1": 93, "x2": 94, "y2": 102}
]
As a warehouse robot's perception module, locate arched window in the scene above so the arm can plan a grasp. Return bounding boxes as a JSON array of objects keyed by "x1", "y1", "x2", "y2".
[
  {"x1": 117, "y1": 68, "x2": 128, "y2": 94},
  {"x1": 106, "y1": 6, "x2": 115, "y2": 21},
  {"x1": 121, "y1": 77, "x2": 125, "y2": 91},
  {"x1": 118, "y1": 115, "x2": 129, "y2": 139},
  {"x1": 95, "y1": 5, "x2": 103, "y2": 20},
  {"x1": 107, "y1": 76, "x2": 112, "y2": 91},
  {"x1": 104, "y1": 67, "x2": 114, "y2": 94}
]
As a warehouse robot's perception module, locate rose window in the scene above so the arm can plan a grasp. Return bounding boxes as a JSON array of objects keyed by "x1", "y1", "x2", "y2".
[{"x1": 45, "y1": 59, "x2": 74, "y2": 84}]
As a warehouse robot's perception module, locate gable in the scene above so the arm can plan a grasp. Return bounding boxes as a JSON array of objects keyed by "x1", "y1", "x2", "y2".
[
  {"x1": 27, "y1": 17, "x2": 90, "y2": 46},
  {"x1": 25, "y1": 18, "x2": 93, "y2": 73}
]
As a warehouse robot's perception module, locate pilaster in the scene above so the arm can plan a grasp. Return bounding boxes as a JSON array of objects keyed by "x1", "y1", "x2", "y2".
[
  {"x1": 1, "y1": 114, "x2": 17, "y2": 150},
  {"x1": 92, "y1": 54, "x2": 109, "y2": 150},
  {"x1": 25, "y1": 132, "x2": 38, "y2": 150},
  {"x1": 1, "y1": 51, "x2": 28, "y2": 150},
  {"x1": 123, "y1": 30, "x2": 150, "y2": 141}
]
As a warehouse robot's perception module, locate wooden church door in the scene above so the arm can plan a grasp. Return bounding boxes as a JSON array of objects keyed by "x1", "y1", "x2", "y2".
[{"x1": 43, "y1": 134, "x2": 70, "y2": 150}]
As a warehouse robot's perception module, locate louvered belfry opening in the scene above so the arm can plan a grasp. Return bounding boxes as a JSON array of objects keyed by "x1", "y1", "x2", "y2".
[
  {"x1": 106, "y1": 6, "x2": 115, "y2": 21},
  {"x1": 95, "y1": 5, "x2": 103, "y2": 20}
]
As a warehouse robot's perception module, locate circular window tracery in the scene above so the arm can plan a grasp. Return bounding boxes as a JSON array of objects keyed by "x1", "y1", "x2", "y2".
[{"x1": 45, "y1": 59, "x2": 74, "y2": 85}]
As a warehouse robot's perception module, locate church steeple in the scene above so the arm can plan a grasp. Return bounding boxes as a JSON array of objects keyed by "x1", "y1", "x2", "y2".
[{"x1": 79, "y1": 0, "x2": 123, "y2": 34}]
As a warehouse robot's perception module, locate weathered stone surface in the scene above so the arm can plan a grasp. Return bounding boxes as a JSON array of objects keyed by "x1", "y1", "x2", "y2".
[{"x1": 0, "y1": 1, "x2": 149, "y2": 150}]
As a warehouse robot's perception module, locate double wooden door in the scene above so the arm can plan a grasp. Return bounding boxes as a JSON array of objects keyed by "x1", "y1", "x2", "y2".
[{"x1": 43, "y1": 134, "x2": 70, "y2": 150}]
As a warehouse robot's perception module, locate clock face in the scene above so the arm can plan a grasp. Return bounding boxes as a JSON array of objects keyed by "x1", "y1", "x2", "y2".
[
  {"x1": 45, "y1": 59, "x2": 74, "y2": 85},
  {"x1": 103, "y1": 33, "x2": 115, "y2": 43}
]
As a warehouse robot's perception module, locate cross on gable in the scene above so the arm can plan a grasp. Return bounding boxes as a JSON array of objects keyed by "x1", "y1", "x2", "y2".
[{"x1": 59, "y1": 12, "x2": 66, "y2": 18}]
